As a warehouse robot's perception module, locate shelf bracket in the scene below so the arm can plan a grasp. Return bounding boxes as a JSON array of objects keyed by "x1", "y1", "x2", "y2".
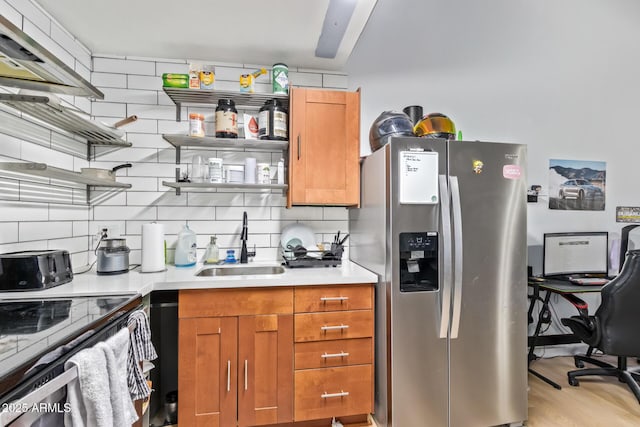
[
  {"x1": 175, "y1": 168, "x2": 181, "y2": 196},
  {"x1": 175, "y1": 102, "x2": 182, "y2": 122},
  {"x1": 175, "y1": 146, "x2": 181, "y2": 164}
]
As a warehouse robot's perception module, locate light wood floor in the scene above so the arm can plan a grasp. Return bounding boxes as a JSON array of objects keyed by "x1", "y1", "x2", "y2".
[{"x1": 528, "y1": 355, "x2": 640, "y2": 426}]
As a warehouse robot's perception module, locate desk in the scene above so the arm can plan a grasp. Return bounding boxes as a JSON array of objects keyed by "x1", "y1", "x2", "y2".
[{"x1": 527, "y1": 278, "x2": 605, "y2": 389}]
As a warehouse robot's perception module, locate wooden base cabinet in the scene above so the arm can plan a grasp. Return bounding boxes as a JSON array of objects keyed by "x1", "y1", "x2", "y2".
[
  {"x1": 178, "y1": 288, "x2": 294, "y2": 427},
  {"x1": 293, "y1": 284, "x2": 374, "y2": 423},
  {"x1": 178, "y1": 285, "x2": 374, "y2": 427},
  {"x1": 288, "y1": 88, "x2": 360, "y2": 208}
]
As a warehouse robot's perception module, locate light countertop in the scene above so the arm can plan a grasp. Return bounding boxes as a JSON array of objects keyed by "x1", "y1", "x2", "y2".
[{"x1": 0, "y1": 260, "x2": 378, "y2": 300}]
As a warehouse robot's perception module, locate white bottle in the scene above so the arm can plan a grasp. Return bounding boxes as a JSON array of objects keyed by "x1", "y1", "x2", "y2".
[
  {"x1": 175, "y1": 224, "x2": 197, "y2": 267},
  {"x1": 277, "y1": 158, "x2": 285, "y2": 184}
]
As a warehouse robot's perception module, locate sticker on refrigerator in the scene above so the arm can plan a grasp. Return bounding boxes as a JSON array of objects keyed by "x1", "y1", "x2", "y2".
[
  {"x1": 503, "y1": 164, "x2": 522, "y2": 179},
  {"x1": 472, "y1": 160, "x2": 484, "y2": 174},
  {"x1": 399, "y1": 150, "x2": 438, "y2": 204}
]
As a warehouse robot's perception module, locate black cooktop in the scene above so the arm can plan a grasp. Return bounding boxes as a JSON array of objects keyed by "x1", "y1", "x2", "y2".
[{"x1": 0, "y1": 295, "x2": 136, "y2": 388}]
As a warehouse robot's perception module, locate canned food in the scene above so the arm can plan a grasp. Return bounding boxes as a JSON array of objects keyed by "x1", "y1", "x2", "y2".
[{"x1": 272, "y1": 63, "x2": 288, "y2": 95}]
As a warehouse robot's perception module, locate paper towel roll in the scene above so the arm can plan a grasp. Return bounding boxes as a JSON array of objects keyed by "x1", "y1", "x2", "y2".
[
  {"x1": 244, "y1": 157, "x2": 256, "y2": 184},
  {"x1": 141, "y1": 222, "x2": 165, "y2": 272}
]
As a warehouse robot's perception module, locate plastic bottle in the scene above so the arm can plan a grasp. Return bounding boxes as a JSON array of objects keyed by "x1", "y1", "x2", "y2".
[
  {"x1": 225, "y1": 249, "x2": 237, "y2": 264},
  {"x1": 277, "y1": 158, "x2": 285, "y2": 184},
  {"x1": 175, "y1": 224, "x2": 197, "y2": 267},
  {"x1": 215, "y1": 99, "x2": 238, "y2": 138},
  {"x1": 258, "y1": 99, "x2": 288, "y2": 140},
  {"x1": 203, "y1": 236, "x2": 219, "y2": 264}
]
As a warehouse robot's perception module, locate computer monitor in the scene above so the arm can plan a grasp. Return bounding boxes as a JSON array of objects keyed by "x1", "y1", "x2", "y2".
[{"x1": 543, "y1": 232, "x2": 609, "y2": 278}]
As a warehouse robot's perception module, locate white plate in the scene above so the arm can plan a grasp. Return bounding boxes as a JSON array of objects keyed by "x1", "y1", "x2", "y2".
[{"x1": 280, "y1": 223, "x2": 316, "y2": 251}]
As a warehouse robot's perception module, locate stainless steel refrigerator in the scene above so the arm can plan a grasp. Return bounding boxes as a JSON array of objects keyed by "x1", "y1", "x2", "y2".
[{"x1": 349, "y1": 136, "x2": 528, "y2": 427}]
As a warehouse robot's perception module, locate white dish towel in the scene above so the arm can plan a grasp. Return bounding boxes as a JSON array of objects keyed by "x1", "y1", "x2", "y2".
[
  {"x1": 64, "y1": 346, "x2": 111, "y2": 426},
  {"x1": 64, "y1": 329, "x2": 138, "y2": 427}
]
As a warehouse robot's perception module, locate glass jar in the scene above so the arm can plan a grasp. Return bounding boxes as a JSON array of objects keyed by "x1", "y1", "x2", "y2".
[{"x1": 215, "y1": 99, "x2": 238, "y2": 138}]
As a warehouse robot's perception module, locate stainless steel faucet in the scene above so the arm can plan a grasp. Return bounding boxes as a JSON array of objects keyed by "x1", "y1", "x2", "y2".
[{"x1": 240, "y1": 211, "x2": 255, "y2": 263}]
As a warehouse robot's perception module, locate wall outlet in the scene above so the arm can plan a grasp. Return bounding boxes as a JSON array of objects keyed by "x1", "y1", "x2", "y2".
[{"x1": 92, "y1": 224, "x2": 121, "y2": 246}]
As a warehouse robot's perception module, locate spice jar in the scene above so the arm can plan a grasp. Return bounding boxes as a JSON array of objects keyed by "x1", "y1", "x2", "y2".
[
  {"x1": 215, "y1": 99, "x2": 238, "y2": 138},
  {"x1": 189, "y1": 113, "x2": 205, "y2": 137}
]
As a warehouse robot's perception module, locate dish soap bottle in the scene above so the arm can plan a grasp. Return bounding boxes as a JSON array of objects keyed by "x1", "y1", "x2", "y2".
[
  {"x1": 175, "y1": 224, "x2": 197, "y2": 267},
  {"x1": 203, "y1": 236, "x2": 219, "y2": 264}
]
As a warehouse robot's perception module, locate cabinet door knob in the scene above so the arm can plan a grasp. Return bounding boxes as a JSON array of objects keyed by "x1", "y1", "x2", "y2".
[
  {"x1": 297, "y1": 134, "x2": 301, "y2": 160},
  {"x1": 227, "y1": 360, "x2": 231, "y2": 392}
]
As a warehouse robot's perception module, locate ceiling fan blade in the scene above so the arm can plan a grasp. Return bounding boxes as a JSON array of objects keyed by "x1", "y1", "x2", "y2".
[{"x1": 315, "y1": 0, "x2": 358, "y2": 59}]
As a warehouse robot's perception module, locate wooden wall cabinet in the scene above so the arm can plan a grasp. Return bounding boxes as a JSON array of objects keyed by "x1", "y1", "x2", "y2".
[
  {"x1": 288, "y1": 88, "x2": 360, "y2": 208},
  {"x1": 178, "y1": 288, "x2": 294, "y2": 427}
]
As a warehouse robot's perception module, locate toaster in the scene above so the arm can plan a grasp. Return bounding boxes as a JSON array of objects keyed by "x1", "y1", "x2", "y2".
[{"x1": 0, "y1": 250, "x2": 73, "y2": 291}]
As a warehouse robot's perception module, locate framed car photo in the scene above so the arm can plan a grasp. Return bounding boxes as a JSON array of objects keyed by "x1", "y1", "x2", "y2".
[{"x1": 548, "y1": 159, "x2": 606, "y2": 211}]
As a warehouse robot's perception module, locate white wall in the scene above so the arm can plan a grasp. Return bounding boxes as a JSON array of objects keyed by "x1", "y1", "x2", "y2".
[
  {"x1": 0, "y1": 0, "x2": 94, "y2": 267},
  {"x1": 346, "y1": 0, "x2": 640, "y2": 274},
  {"x1": 0, "y1": 1, "x2": 351, "y2": 268},
  {"x1": 88, "y1": 55, "x2": 350, "y2": 264}
]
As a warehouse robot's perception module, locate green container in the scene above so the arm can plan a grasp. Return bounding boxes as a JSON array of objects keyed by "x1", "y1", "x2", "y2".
[
  {"x1": 272, "y1": 63, "x2": 289, "y2": 95},
  {"x1": 162, "y1": 73, "x2": 189, "y2": 88}
]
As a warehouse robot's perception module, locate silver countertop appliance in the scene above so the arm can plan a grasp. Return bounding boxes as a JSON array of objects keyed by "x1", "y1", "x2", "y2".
[{"x1": 96, "y1": 238, "x2": 130, "y2": 275}]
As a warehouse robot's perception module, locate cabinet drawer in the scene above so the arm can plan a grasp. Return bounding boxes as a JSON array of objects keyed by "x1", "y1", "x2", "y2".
[
  {"x1": 294, "y1": 365, "x2": 372, "y2": 421},
  {"x1": 295, "y1": 338, "x2": 372, "y2": 369},
  {"x1": 295, "y1": 311, "x2": 373, "y2": 342},
  {"x1": 179, "y1": 288, "x2": 293, "y2": 318},
  {"x1": 294, "y1": 284, "x2": 373, "y2": 313}
]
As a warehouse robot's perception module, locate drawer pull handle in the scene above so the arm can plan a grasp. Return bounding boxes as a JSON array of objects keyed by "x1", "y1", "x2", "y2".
[
  {"x1": 321, "y1": 324, "x2": 349, "y2": 332},
  {"x1": 320, "y1": 296, "x2": 349, "y2": 302},
  {"x1": 321, "y1": 351, "x2": 349, "y2": 359},
  {"x1": 227, "y1": 360, "x2": 231, "y2": 392},
  {"x1": 321, "y1": 391, "x2": 350, "y2": 399}
]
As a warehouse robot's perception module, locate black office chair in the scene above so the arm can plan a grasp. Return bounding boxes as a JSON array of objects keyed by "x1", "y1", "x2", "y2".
[{"x1": 561, "y1": 249, "x2": 640, "y2": 403}]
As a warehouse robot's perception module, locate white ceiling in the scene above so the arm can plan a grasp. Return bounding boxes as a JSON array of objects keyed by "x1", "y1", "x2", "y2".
[{"x1": 36, "y1": 0, "x2": 377, "y2": 71}]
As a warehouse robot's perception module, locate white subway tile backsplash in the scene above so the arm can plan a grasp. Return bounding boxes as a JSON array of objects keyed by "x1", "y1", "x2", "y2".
[
  {"x1": 158, "y1": 206, "x2": 215, "y2": 221},
  {"x1": 48, "y1": 236, "x2": 87, "y2": 253},
  {"x1": 93, "y1": 206, "x2": 157, "y2": 221},
  {"x1": 73, "y1": 95, "x2": 91, "y2": 114},
  {"x1": 21, "y1": 143, "x2": 75, "y2": 170},
  {"x1": 23, "y1": 20, "x2": 74, "y2": 70},
  {"x1": 215, "y1": 206, "x2": 271, "y2": 221},
  {"x1": 93, "y1": 57, "x2": 155, "y2": 75},
  {"x1": 272, "y1": 206, "x2": 323, "y2": 221},
  {"x1": 0, "y1": 132, "x2": 22, "y2": 158},
  {"x1": 50, "y1": 21, "x2": 90, "y2": 69},
  {"x1": 126, "y1": 133, "x2": 168, "y2": 149},
  {"x1": 100, "y1": 88, "x2": 158, "y2": 105},
  {"x1": 92, "y1": 73, "x2": 127, "y2": 89},
  {"x1": 0, "y1": 2, "x2": 22, "y2": 28},
  {"x1": 92, "y1": 102, "x2": 127, "y2": 118},
  {"x1": 128, "y1": 75, "x2": 162, "y2": 91},
  {"x1": 290, "y1": 72, "x2": 323, "y2": 88},
  {"x1": 2, "y1": 39, "x2": 350, "y2": 260},
  {"x1": 156, "y1": 62, "x2": 189, "y2": 76},
  {"x1": 93, "y1": 147, "x2": 158, "y2": 163},
  {"x1": 7, "y1": 0, "x2": 49, "y2": 34},
  {"x1": 49, "y1": 205, "x2": 90, "y2": 221},
  {"x1": 0, "y1": 222, "x2": 18, "y2": 244},
  {"x1": 19, "y1": 221, "x2": 72, "y2": 241},
  {"x1": 127, "y1": 104, "x2": 176, "y2": 121}
]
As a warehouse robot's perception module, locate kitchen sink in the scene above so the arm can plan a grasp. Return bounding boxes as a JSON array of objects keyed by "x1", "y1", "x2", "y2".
[{"x1": 195, "y1": 265, "x2": 285, "y2": 277}]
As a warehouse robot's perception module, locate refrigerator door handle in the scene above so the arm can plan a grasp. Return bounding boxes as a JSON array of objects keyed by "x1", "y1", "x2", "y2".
[
  {"x1": 438, "y1": 174, "x2": 452, "y2": 339},
  {"x1": 450, "y1": 175, "x2": 464, "y2": 339}
]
